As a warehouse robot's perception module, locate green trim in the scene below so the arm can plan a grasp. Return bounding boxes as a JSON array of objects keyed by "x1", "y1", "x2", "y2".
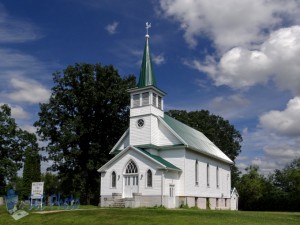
[{"x1": 136, "y1": 148, "x2": 181, "y2": 171}]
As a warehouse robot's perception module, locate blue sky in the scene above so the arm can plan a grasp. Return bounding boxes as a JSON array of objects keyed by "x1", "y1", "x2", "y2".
[{"x1": 1, "y1": 0, "x2": 300, "y2": 175}]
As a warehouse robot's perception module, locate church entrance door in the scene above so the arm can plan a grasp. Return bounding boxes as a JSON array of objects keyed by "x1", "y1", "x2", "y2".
[
  {"x1": 124, "y1": 175, "x2": 138, "y2": 198},
  {"x1": 123, "y1": 160, "x2": 139, "y2": 198}
]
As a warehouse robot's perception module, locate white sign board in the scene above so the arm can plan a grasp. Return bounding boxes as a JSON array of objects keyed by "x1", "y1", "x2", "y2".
[{"x1": 31, "y1": 182, "x2": 44, "y2": 198}]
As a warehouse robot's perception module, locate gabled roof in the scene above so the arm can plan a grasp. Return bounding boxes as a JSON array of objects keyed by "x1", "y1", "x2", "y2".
[
  {"x1": 137, "y1": 35, "x2": 156, "y2": 88},
  {"x1": 161, "y1": 114, "x2": 233, "y2": 164},
  {"x1": 110, "y1": 129, "x2": 129, "y2": 154},
  {"x1": 136, "y1": 148, "x2": 180, "y2": 171},
  {"x1": 98, "y1": 145, "x2": 181, "y2": 172}
]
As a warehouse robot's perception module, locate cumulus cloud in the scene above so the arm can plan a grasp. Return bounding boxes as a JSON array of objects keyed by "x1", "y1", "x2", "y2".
[
  {"x1": 208, "y1": 94, "x2": 250, "y2": 119},
  {"x1": 6, "y1": 78, "x2": 51, "y2": 104},
  {"x1": 259, "y1": 96, "x2": 300, "y2": 137},
  {"x1": 105, "y1": 22, "x2": 119, "y2": 34},
  {"x1": 190, "y1": 26, "x2": 300, "y2": 94},
  {"x1": 158, "y1": 0, "x2": 300, "y2": 51}
]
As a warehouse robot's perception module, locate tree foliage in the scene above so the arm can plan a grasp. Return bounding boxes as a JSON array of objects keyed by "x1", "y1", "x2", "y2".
[
  {"x1": 22, "y1": 132, "x2": 41, "y2": 199},
  {"x1": 166, "y1": 110, "x2": 243, "y2": 162},
  {"x1": 41, "y1": 172, "x2": 59, "y2": 197},
  {"x1": 237, "y1": 158, "x2": 300, "y2": 211},
  {"x1": 34, "y1": 63, "x2": 136, "y2": 204},
  {"x1": 0, "y1": 104, "x2": 36, "y2": 194}
]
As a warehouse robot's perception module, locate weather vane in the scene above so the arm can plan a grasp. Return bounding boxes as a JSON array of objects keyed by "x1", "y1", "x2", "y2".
[{"x1": 145, "y1": 22, "x2": 151, "y2": 37}]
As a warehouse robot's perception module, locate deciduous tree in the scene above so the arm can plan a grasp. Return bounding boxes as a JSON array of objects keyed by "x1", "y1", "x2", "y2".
[
  {"x1": 22, "y1": 133, "x2": 41, "y2": 199},
  {"x1": 0, "y1": 104, "x2": 34, "y2": 192},
  {"x1": 34, "y1": 63, "x2": 136, "y2": 204}
]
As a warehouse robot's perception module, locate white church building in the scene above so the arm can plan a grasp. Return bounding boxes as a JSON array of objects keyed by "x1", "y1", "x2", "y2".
[{"x1": 98, "y1": 26, "x2": 236, "y2": 209}]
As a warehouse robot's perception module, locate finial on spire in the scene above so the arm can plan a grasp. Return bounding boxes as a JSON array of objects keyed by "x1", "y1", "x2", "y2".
[{"x1": 145, "y1": 22, "x2": 151, "y2": 38}]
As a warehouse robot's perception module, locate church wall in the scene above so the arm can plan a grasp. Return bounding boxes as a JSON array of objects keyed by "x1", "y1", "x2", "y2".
[
  {"x1": 130, "y1": 116, "x2": 151, "y2": 145},
  {"x1": 157, "y1": 120, "x2": 182, "y2": 146},
  {"x1": 159, "y1": 148, "x2": 186, "y2": 196},
  {"x1": 100, "y1": 149, "x2": 163, "y2": 197},
  {"x1": 184, "y1": 149, "x2": 231, "y2": 199},
  {"x1": 150, "y1": 116, "x2": 159, "y2": 145}
]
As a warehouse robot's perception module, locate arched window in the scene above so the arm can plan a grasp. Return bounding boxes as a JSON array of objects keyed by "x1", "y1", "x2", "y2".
[
  {"x1": 111, "y1": 171, "x2": 116, "y2": 188},
  {"x1": 195, "y1": 160, "x2": 199, "y2": 185},
  {"x1": 125, "y1": 160, "x2": 138, "y2": 174},
  {"x1": 147, "y1": 169, "x2": 152, "y2": 187}
]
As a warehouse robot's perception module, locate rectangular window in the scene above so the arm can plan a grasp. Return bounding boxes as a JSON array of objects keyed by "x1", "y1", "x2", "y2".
[
  {"x1": 216, "y1": 198, "x2": 219, "y2": 208},
  {"x1": 152, "y1": 93, "x2": 157, "y2": 107},
  {"x1": 158, "y1": 96, "x2": 162, "y2": 109},
  {"x1": 142, "y1": 92, "x2": 149, "y2": 106},
  {"x1": 133, "y1": 94, "x2": 140, "y2": 107},
  {"x1": 207, "y1": 163, "x2": 210, "y2": 187},
  {"x1": 216, "y1": 166, "x2": 219, "y2": 188},
  {"x1": 195, "y1": 160, "x2": 199, "y2": 186}
]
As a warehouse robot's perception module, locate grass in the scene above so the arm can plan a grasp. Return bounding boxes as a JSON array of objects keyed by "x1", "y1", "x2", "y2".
[{"x1": 0, "y1": 205, "x2": 300, "y2": 225}]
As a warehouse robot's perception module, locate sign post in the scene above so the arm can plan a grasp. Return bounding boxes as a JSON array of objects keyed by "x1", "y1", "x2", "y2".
[{"x1": 30, "y1": 182, "x2": 44, "y2": 209}]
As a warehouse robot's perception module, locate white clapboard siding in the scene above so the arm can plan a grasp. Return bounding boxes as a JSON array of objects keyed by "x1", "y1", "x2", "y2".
[
  {"x1": 101, "y1": 148, "x2": 164, "y2": 196},
  {"x1": 130, "y1": 116, "x2": 151, "y2": 145},
  {"x1": 130, "y1": 105, "x2": 164, "y2": 118},
  {"x1": 159, "y1": 149, "x2": 185, "y2": 195},
  {"x1": 157, "y1": 120, "x2": 182, "y2": 146},
  {"x1": 184, "y1": 149, "x2": 231, "y2": 198}
]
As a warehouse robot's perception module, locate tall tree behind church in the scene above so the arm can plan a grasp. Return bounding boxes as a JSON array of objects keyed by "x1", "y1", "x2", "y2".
[
  {"x1": 34, "y1": 63, "x2": 136, "y2": 204},
  {"x1": 22, "y1": 132, "x2": 41, "y2": 199}
]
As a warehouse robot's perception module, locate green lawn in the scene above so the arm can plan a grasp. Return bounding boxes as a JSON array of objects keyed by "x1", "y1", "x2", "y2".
[{"x1": 0, "y1": 205, "x2": 299, "y2": 225}]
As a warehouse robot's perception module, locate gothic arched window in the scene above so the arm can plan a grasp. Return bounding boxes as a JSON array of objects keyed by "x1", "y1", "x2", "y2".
[
  {"x1": 111, "y1": 171, "x2": 116, "y2": 188},
  {"x1": 125, "y1": 160, "x2": 138, "y2": 174}
]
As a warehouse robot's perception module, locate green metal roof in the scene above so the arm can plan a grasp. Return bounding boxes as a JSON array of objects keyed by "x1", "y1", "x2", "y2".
[
  {"x1": 137, "y1": 35, "x2": 157, "y2": 88},
  {"x1": 161, "y1": 114, "x2": 233, "y2": 164},
  {"x1": 136, "y1": 148, "x2": 181, "y2": 171}
]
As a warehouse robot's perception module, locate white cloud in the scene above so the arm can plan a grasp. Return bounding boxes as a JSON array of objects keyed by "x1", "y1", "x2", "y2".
[
  {"x1": 208, "y1": 94, "x2": 250, "y2": 119},
  {"x1": 159, "y1": 0, "x2": 300, "y2": 51},
  {"x1": 190, "y1": 26, "x2": 300, "y2": 94},
  {"x1": 259, "y1": 96, "x2": 300, "y2": 137},
  {"x1": 7, "y1": 78, "x2": 51, "y2": 104},
  {"x1": 20, "y1": 124, "x2": 37, "y2": 134},
  {"x1": 0, "y1": 3, "x2": 41, "y2": 43},
  {"x1": 105, "y1": 22, "x2": 119, "y2": 34},
  {"x1": 0, "y1": 103, "x2": 30, "y2": 119},
  {"x1": 152, "y1": 53, "x2": 165, "y2": 65}
]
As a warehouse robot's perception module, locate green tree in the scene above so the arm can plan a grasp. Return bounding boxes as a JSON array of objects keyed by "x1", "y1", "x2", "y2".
[
  {"x1": 34, "y1": 63, "x2": 136, "y2": 204},
  {"x1": 41, "y1": 172, "x2": 59, "y2": 197},
  {"x1": 166, "y1": 110, "x2": 243, "y2": 186},
  {"x1": 22, "y1": 133, "x2": 41, "y2": 199},
  {"x1": 0, "y1": 104, "x2": 33, "y2": 191},
  {"x1": 272, "y1": 157, "x2": 300, "y2": 210},
  {"x1": 236, "y1": 165, "x2": 267, "y2": 210}
]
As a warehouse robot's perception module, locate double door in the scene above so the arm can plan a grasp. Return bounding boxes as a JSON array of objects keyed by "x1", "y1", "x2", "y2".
[{"x1": 124, "y1": 175, "x2": 138, "y2": 198}]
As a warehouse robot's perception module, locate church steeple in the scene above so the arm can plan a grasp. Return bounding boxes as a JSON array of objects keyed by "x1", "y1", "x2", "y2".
[{"x1": 137, "y1": 22, "x2": 157, "y2": 88}]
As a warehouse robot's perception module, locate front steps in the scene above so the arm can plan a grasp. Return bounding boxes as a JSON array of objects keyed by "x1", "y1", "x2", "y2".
[{"x1": 111, "y1": 198, "x2": 125, "y2": 208}]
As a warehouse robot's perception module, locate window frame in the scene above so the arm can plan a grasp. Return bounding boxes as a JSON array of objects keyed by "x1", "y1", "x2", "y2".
[
  {"x1": 146, "y1": 169, "x2": 153, "y2": 188},
  {"x1": 111, "y1": 171, "x2": 116, "y2": 188}
]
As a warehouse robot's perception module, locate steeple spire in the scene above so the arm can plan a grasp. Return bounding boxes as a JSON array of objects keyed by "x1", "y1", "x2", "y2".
[{"x1": 137, "y1": 22, "x2": 157, "y2": 88}]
